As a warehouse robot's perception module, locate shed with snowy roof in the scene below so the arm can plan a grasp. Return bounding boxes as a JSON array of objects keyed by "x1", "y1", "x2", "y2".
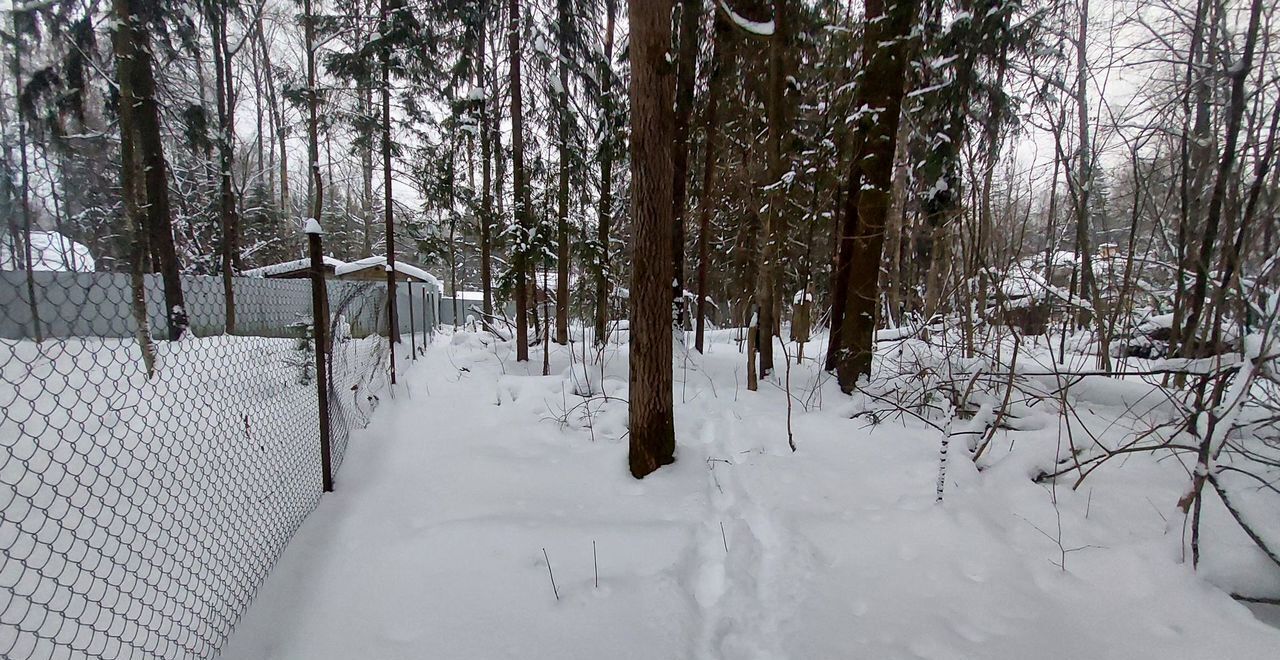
[{"x1": 334, "y1": 256, "x2": 442, "y2": 290}]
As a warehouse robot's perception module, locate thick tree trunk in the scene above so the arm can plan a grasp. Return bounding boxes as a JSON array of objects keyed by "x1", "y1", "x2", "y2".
[
  {"x1": 627, "y1": 0, "x2": 677, "y2": 478},
  {"x1": 510, "y1": 0, "x2": 531, "y2": 361},
  {"x1": 113, "y1": 0, "x2": 187, "y2": 340},
  {"x1": 671, "y1": 0, "x2": 702, "y2": 329},
  {"x1": 830, "y1": 0, "x2": 918, "y2": 390},
  {"x1": 595, "y1": 0, "x2": 616, "y2": 346}
]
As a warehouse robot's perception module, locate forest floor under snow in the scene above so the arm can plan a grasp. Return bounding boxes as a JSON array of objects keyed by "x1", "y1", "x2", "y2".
[{"x1": 223, "y1": 329, "x2": 1280, "y2": 660}]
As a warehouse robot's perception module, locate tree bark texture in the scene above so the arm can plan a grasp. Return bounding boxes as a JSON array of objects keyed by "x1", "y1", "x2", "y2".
[
  {"x1": 595, "y1": 0, "x2": 617, "y2": 345},
  {"x1": 113, "y1": 0, "x2": 187, "y2": 340},
  {"x1": 627, "y1": 0, "x2": 677, "y2": 478},
  {"x1": 830, "y1": 0, "x2": 919, "y2": 391},
  {"x1": 555, "y1": 0, "x2": 571, "y2": 344},
  {"x1": 510, "y1": 0, "x2": 531, "y2": 360}
]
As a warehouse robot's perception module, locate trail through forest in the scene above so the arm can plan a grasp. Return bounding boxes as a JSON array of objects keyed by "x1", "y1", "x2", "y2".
[{"x1": 223, "y1": 331, "x2": 1280, "y2": 659}]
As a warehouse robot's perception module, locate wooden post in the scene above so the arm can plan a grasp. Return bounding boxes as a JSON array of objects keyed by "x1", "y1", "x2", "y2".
[{"x1": 306, "y1": 219, "x2": 334, "y2": 492}]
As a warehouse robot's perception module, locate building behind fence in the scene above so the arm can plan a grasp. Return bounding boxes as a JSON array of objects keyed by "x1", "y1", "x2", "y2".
[{"x1": 0, "y1": 258, "x2": 429, "y2": 658}]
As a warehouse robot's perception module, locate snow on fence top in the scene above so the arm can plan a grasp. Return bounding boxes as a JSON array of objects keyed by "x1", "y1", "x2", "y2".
[
  {"x1": 242, "y1": 255, "x2": 347, "y2": 278},
  {"x1": 0, "y1": 271, "x2": 393, "y2": 658},
  {"x1": 0, "y1": 230, "x2": 95, "y2": 272}
]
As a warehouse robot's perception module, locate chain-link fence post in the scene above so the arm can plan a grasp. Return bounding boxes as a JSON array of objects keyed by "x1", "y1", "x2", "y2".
[
  {"x1": 306, "y1": 219, "x2": 334, "y2": 492},
  {"x1": 408, "y1": 281, "x2": 417, "y2": 360}
]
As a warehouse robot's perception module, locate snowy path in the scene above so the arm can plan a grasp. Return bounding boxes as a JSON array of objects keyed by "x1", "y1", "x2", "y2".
[{"x1": 224, "y1": 332, "x2": 1280, "y2": 660}]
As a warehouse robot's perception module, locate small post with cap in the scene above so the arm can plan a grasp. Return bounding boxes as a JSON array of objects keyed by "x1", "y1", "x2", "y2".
[{"x1": 306, "y1": 219, "x2": 334, "y2": 492}]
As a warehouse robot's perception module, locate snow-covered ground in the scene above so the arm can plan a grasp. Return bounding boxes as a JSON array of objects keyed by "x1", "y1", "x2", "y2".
[{"x1": 223, "y1": 330, "x2": 1280, "y2": 659}]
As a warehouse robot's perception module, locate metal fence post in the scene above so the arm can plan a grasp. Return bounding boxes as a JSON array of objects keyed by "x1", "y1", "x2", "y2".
[
  {"x1": 306, "y1": 219, "x2": 334, "y2": 492},
  {"x1": 408, "y1": 281, "x2": 416, "y2": 360}
]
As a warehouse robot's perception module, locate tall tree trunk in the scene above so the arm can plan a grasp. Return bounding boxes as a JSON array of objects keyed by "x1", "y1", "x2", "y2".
[
  {"x1": 1179, "y1": 0, "x2": 1263, "y2": 359},
  {"x1": 627, "y1": 0, "x2": 677, "y2": 478},
  {"x1": 510, "y1": 0, "x2": 531, "y2": 361},
  {"x1": 554, "y1": 0, "x2": 571, "y2": 344},
  {"x1": 252, "y1": 29, "x2": 266, "y2": 185},
  {"x1": 754, "y1": 0, "x2": 790, "y2": 379},
  {"x1": 305, "y1": 0, "x2": 322, "y2": 223},
  {"x1": 830, "y1": 0, "x2": 919, "y2": 390},
  {"x1": 1213, "y1": 94, "x2": 1280, "y2": 349},
  {"x1": 671, "y1": 0, "x2": 702, "y2": 330},
  {"x1": 10, "y1": 17, "x2": 42, "y2": 341},
  {"x1": 449, "y1": 143, "x2": 460, "y2": 327},
  {"x1": 479, "y1": 3, "x2": 495, "y2": 318},
  {"x1": 209, "y1": 0, "x2": 240, "y2": 333},
  {"x1": 113, "y1": 0, "x2": 188, "y2": 340},
  {"x1": 257, "y1": 15, "x2": 289, "y2": 214},
  {"x1": 121, "y1": 129, "x2": 155, "y2": 374},
  {"x1": 362, "y1": 85, "x2": 375, "y2": 256},
  {"x1": 380, "y1": 0, "x2": 400, "y2": 380},
  {"x1": 595, "y1": 0, "x2": 616, "y2": 346},
  {"x1": 1171, "y1": 0, "x2": 1212, "y2": 358},
  {"x1": 1071, "y1": 0, "x2": 1096, "y2": 330},
  {"x1": 695, "y1": 13, "x2": 729, "y2": 354}
]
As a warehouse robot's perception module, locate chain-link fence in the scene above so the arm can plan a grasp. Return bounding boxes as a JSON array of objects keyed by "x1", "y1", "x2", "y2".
[{"x1": 0, "y1": 260, "x2": 400, "y2": 659}]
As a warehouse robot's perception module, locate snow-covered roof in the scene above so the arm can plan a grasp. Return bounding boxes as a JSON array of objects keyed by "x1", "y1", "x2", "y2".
[
  {"x1": 242, "y1": 256, "x2": 346, "y2": 278},
  {"x1": 0, "y1": 230, "x2": 95, "y2": 272},
  {"x1": 336, "y1": 256, "x2": 442, "y2": 290}
]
